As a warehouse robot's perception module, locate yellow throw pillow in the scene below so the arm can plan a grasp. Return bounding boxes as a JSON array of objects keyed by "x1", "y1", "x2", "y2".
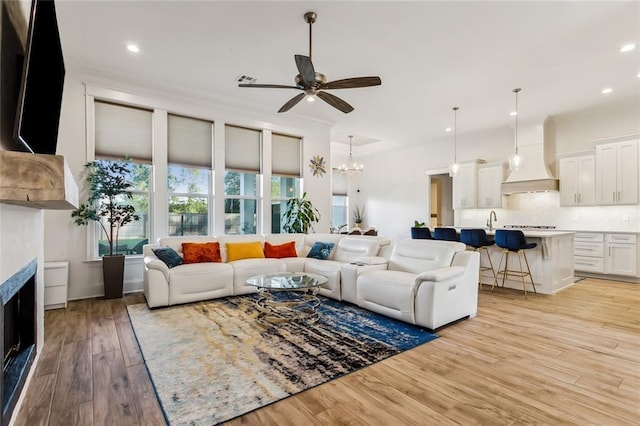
[{"x1": 226, "y1": 241, "x2": 265, "y2": 262}]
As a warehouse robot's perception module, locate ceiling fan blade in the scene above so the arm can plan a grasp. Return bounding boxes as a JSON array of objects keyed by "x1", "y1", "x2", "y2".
[
  {"x1": 239, "y1": 83, "x2": 301, "y2": 89},
  {"x1": 316, "y1": 91, "x2": 354, "y2": 114},
  {"x1": 278, "y1": 93, "x2": 306, "y2": 113},
  {"x1": 320, "y1": 76, "x2": 382, "y2": 90},
  {"x1": 294, "y1": 54, "x2": 316, "y2": 86}
]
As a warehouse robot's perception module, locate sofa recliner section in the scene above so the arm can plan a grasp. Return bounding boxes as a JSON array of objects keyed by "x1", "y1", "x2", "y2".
[{"x1": 356, "y1": 239, "x2": 479, "y2": 330}]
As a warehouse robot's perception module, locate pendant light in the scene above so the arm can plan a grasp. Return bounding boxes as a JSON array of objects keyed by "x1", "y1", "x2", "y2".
[
  {"x1": 508, "y1": 88, "x2": 523, "y2": 172},
  {"x1": 448, "y1": 107, "x2": 460, "y2": 177},
  {"x1": 336, "y1": 135, "x2": 364, "y2": 175}
]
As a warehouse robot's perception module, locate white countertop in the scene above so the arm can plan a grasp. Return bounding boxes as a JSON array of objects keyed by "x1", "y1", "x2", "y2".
[{"x1": 456, "y1": 228, "x2": 574, "y2": 238}]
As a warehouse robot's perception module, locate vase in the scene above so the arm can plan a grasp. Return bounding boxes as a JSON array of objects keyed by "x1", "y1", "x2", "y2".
[{"x1": 102, "y1": 254, "x2": 125, "y2": 299}]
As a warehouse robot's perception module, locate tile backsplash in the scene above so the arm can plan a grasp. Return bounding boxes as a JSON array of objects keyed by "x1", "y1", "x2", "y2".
[{"x1": 457, "y1": 192, "x2": 640, "y2": 232}]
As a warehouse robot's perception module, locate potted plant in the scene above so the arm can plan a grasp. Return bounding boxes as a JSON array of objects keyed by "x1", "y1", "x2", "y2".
[
  {"x1": 353, "y1": 205, "x2": 365, "y2": 228},
  {"x1": 411, "y1": 220, "x2": 432, "y2": 239},
  {"x1": 282, "y1": 192, "x2": 321, "y2": 233},
  {"x1": 71, "y1": 158, "x2": 140, "y2": 299}
]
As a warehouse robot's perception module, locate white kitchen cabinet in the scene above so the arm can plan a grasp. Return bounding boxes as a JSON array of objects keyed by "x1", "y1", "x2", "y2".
[
  {"x1": 574, "y1": 232, "x2": 639, "y2": 278},
  {"x1": 595, "y1": 140, "x2": 638, "y2": 205},
  {"x1": 559, "y1": 155, "x2": 595, "y2": 206},
  {"x1": 453, "y1": 162, "x2": 477, "y2": 209},
  {"x1": 605, "y1": 234, "x2": 637, "y2": 277},
  {"x1": 477, "y1": 165, "x2": 504, "y2": 208},
  {"x1": 574, "y1": 232, "x2": 604, "y2": 273}
]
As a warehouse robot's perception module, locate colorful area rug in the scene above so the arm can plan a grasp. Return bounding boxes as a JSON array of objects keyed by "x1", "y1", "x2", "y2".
[{"x1": 128, "y1": 295, "x2": 438, "y2": 425}]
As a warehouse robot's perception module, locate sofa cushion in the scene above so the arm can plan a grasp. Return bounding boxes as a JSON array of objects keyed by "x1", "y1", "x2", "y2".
[
  {"x1": 182, "y1": 242, "x2": 222, "y2": 264},
  {"x1": 152, "y1": 247, "x2": 183, "y2": 268},
  {"x1": 388, "y1": 239, "x2": 465, "y2": 273},
  {"x1": 264, "y1": 241, "x2": 297, "y2": 258},
  {"x1": 307, "y1": 242, "x2": 335, "y2": 260},
  {"x1": 226, "y1": 241, "x2": 265, "y2": 262},
  {"x1": 333, "y1": 237, "x2": 380, "y2": 263}
]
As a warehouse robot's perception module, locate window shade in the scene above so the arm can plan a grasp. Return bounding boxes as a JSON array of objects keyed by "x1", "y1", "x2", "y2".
[
  {"x1": 168, "y1": 114, "x2": 213, "y2": 168},
  {"x1": 272, "y1": 133, "x2": 301, "y2": 177},
  {"x1": 95, "y1": 101, "x2": 152, "y2": 162},
  {"x1": 225, "y1": 125, "x2": 261, "y2": 172},
  {"x1": 333, "y1": 169, "x2": 347, "y2": 195}
]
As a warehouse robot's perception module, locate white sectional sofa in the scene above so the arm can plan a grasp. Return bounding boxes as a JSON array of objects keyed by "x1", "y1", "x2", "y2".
[
  {"x1": 143, "y1": 234, "x2": 480, "y2": 330},
  {"x1": 142, "y1": 233, "x2": 390, "y2": 308}
]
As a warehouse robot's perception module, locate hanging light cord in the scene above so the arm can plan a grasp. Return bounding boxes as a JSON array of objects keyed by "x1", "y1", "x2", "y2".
[
  {"x1": 348, "y1": 135, "x2": 353, "y2": 162},
  {"x1": 513, "y1": 88, "x2": 521, "y2": 154},
  {"x1": 453, "y1": 107, "x2": 459, "y2": 162}
]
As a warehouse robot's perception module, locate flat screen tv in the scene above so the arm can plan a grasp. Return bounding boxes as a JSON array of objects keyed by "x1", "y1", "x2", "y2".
[{"x1": 14, "y1": 0, "x2": 65, "y2": 155}]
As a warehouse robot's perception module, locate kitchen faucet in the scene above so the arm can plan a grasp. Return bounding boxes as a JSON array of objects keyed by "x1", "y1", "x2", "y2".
[{"x1": 487, "y1": 210, "x2": 497, "y2": 231}]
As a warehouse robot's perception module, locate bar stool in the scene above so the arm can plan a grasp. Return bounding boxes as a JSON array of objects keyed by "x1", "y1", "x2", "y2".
[
  {"x1": 460, "y1": 229, "x2": 497, "y2": 290},
  {"x1": 433, "y1": 227, "x2": 459, "y2": 242},
  {"x1": 494, "y1": 229, "x2": 537, "y2": 298}
]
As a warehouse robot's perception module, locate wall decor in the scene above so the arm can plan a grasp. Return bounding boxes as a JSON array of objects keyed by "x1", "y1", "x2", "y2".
[{"x1": 308, "y1": 155, "x2": 326, "y2": 177}]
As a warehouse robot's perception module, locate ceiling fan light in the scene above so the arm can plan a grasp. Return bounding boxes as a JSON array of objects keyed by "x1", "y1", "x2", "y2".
[{"x1": 306, "y1": 94, "x2": 315, "y2": 102}]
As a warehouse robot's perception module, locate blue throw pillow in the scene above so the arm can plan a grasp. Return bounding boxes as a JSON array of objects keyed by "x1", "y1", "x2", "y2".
[
  {"x1": 152, "y1": 247, "x2": 184, "y2": 268},
  {"x1": 307, "y1": 242, "x2": 335, "y2": 260}
]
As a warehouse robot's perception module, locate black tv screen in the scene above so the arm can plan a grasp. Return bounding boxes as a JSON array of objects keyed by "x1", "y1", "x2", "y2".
[{"x1": 14, "y1": 0, "x2": 65, "y2": 155}]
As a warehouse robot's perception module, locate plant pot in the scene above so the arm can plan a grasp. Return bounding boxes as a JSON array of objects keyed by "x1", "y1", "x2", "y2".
[
  {"x1": 411, "y1": 227, "x2": 432, "y2": 239},
  {"x1": 102, "y1": 255, "x2": 125, "y2": 299}
]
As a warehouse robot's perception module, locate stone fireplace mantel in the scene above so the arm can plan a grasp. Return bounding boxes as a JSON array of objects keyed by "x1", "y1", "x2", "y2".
[{"x1": 0, "y1": 151, "x2": 78, "y2": 210}]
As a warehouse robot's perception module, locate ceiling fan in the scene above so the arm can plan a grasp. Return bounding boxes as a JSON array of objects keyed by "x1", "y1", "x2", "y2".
[{"x1": 238, "y1": 11, "x2": 382, "y2": 114}]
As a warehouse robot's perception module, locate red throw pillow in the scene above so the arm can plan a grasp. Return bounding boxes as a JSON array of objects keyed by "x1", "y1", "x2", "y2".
[
  {"x1": 264, "y1": 241, "x2": 298, "y2": 258},
  {"x1": 182, "y1": 242, "x2": 222, "y2": 264}
]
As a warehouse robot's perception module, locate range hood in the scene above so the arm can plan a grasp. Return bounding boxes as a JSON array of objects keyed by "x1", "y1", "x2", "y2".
[{"x1": 501, "y1": 119, "x2": 559, "y2": 195}]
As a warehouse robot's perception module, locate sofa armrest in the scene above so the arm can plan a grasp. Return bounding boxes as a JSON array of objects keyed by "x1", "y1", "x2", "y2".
[
  {"x1": 415, "y1": 266, "x2": 465, "y2": 283},
  {"x1": 144, "y1": 256, "x2": 170, "y2": 282},
  {"x1": 352, "y1": 256, "x2": 388, "y2": 266}
]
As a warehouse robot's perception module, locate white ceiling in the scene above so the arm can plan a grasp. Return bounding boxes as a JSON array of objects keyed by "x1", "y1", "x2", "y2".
[{"x1": 55, "y1": 1, "x2": 640, "y2": 155}]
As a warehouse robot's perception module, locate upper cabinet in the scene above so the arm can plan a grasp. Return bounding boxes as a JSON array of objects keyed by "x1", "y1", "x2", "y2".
[
  {"x1": 595, "y1": 140, "x2": 638, "y2": 205},
  {"x1": 559, "y1": 155, "x2": 596, "y2": 206},
  {"x1": 453, "y1": 162, "x2": 477, "y2": 209},
  {"x1": 477, "y1": 165, "x2": 504, "y2": 209}
]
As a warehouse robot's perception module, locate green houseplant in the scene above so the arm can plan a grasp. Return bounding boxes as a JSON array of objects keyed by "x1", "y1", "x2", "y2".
[
  {"x1": 352, "y1": 205, "x2": 365, "y2": 228},
  {"x1": 71, "y1": 158, "x2": 140, "y2": 298},
  {"x1": 282, "y1": 192, "x2": 320, "y2": 234}
]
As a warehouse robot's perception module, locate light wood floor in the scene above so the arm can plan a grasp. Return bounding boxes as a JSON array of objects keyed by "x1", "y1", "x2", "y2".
[{"x1": 14, "y1": 278, "x2": 640, "y2": 425}]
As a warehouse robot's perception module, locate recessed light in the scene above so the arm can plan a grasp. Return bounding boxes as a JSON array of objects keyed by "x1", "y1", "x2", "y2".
[
  {"x1": 510, "y1": 111, "x2": 518, "y2": 116},
  {"x1": 126, "y1": 44, "x2": 140, "y2": 53},
  {"x1": 445, "y1": 127, "x2": 452, "y2": 132},
  {"x1": 601, "y1": 87, "x2": 613, "y2": 94},
  {"x1": 620, "y1": 43, "x2": 636, "y2": 53}
]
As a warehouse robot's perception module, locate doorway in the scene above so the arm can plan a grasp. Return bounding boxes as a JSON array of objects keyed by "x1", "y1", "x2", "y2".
[{"x1": 425, "y1": 169, "x2": 454, "y2": 227}]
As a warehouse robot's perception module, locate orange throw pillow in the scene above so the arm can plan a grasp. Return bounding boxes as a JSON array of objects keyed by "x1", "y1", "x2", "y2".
[
  {"x1": 182, "y1": 242, "x2": 222, "y2": 264},
  {"x1": 264, "y1": 241, "x2": 298, "y2": 258}
]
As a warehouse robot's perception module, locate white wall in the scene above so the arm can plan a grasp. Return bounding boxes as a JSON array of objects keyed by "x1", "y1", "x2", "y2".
[
  {"x1": 45, "y1": 70, "x2": 332, "y2": 300},
  {"x1": 350, "y1": 98, "x2": 640, "y2": 243}
]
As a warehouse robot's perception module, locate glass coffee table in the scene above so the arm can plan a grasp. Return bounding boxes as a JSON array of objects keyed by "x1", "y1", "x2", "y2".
[{"x1": 247, "y1": 272, "x2": 328, "y2": 326}]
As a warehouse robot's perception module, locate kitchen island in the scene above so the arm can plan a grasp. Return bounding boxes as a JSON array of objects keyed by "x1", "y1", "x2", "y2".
[{"x1": 480, "y1": 229, "x2": 575, "y2": 295}]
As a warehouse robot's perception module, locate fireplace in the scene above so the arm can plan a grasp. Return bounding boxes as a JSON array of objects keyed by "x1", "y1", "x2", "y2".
[{"x1": 0, "y1": 259, "x2": 36, "y2": 426}]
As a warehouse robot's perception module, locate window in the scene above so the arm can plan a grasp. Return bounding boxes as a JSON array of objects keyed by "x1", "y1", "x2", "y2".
[
  {"x1": 331, "y1": 170, "x2": 348, "y2": 232},
  {"x1": 332, "y1": 195, "x2": 349, "y2": 232},
  {"x1": 94, "y1": 101, "x2": 152, "y2": 256},
  {"x1": 167, "y1": 114, "x2": 213, "y2": 236},
  {"x1": 224, "y1": 171, "x2": 258, "y2": 234},
  {"x1": 271, "y1": 176, "x2": 301, "y2": 233},
  {"x1": 168, "y1": 166, "x2": 210, "y2": 236},
  {"x1": 225, "y1": 125, "x2": 261, "y2": 234},
  {"x1": 271, "y1": 133, "x2": 302, "y2": 233}
]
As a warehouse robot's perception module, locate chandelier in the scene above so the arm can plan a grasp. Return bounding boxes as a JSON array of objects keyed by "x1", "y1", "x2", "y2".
[{"x1": 336, "y1": 135, "x2": 364, "y2": 174}]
